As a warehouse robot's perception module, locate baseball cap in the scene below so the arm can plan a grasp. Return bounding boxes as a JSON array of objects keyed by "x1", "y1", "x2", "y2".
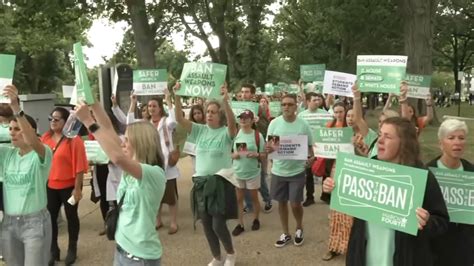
[{"x1": 237, "y1": 109, "x2": 254, "y2": 119}]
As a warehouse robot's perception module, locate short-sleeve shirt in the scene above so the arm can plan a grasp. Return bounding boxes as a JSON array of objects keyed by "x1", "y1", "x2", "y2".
[
  {"x1": 115, "y1": 164, "x2": 166, "y2": 259},
  {"x1": 0, "y1": 145, "x2": 52, "y2": 215},
  {"x1": 41, "y1": 133, "x2": 88, "y2": 189},
  {"x1": 267, "y1": 116, "x2": 313, "y2": 177},
  {"x1": 232, "y1": 130, "x2": 265, "y2": 180},
  {"x1": 0, "y1": 124, "x2": 11, "y2": 182},
  {"x1": 366, "y1": 222, "x2": 395, "y2": 266},
  {"x1": 189, "y1": 123, "x2": 233, "y2": 177}
]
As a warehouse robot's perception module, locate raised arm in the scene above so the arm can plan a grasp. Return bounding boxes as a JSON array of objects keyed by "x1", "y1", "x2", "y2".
[
  {"x1": 4, "y1": 85, "x2": 46, "y2": 159},
  {"x1": 325, "y1": 94, "x2": 335, "y2": 110},
  {"x1": 75, "y1": 102, "x2": 142, "y2": 179},
  {"x1": 173, "y1": 82, "x2": 192, "y2": 134},
  {"x1": 164, "y1": 89, "x2": 177, "y2": 130},
  {"x1": 126, "y1": 93, "x2": 138, "y2": 124},
  {"x1": 111, "y1": 94, "x2": 127, "y2": 126},
  {"x1": 399, "y1": 82, "x2": 410, "y2": 119},
  {"x1": 383, "y1": 93, "x2": 395, "y2": 112},
  {"x1": 221, "y1": 84, "x2": 237, "y2": 138},
  {"x1": 351, "y1": 83, "x2": 369, "y2": 137},
  {"x1": 420, "y1": 96, "x2": 434, "y2": 126}
]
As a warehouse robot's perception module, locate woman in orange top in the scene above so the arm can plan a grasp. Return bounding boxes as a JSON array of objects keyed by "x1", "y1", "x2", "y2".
[{"x1": 41, "y1": 107, "x2": 88, "y2": 266}]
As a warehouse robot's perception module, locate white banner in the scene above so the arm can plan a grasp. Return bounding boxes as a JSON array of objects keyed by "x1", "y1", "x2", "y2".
[
  {"x1": 268, "y1": 135, "x2": 308, "y2": 160},
  {"x1": 323, "y1": 71, "x2": 356, "y2": 97}
]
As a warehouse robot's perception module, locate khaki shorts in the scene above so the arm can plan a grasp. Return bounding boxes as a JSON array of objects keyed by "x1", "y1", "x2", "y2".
[{"x1": 236, "y1": 175, "x2": 261, "y2": 190}]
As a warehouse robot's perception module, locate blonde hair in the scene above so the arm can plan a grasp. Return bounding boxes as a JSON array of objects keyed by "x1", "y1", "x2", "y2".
[
  {"x1": 126, "y1": 121, "x2": 164, "y2": 168},
  {"x1": 381, "y1": 109, "x2": 399, "y2": 119},
  {"x1": 438, "y1": 119, "x2": 468, "y2": 140}
]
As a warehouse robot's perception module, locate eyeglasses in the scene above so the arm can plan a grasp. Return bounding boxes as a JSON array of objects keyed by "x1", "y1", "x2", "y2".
[
  {"x1": 281, "y1": 103, "x2": 296, "y2": 107},
  {"x1": 48, "y1": 116, "x2": 62, "y2": 122}
]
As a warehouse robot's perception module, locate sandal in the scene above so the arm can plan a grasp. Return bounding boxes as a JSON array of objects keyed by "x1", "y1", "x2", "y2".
[{"x1": 322, "y1": 251, "x2": 339, "y2": 261}]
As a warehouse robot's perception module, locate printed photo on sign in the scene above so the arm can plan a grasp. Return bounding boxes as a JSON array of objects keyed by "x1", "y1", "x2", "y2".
[
  {"x1": 323, "y1": 70, "x2": 356, "y2": 97},
  {"x1": 331, "y1": 153, "x2": 428, "y2": 235},
  {"x1": 356, "y1": 55, "x2": 407, "y2": 94},
  {"x1": 429, "y1": 167, "x2": 474, "y2": 225},
  {"x1": 268, "y1": 135, "x2": 308, "y2": 160},
  {"x1": 176, "y1": 62, "x2": 227, "y2": 99},
  {"x1": 236, "y1": 142, "x2": 248, "y2": 156},
  {"x1": 267, "y1": 135, "x2": 280, "y2": 152}
]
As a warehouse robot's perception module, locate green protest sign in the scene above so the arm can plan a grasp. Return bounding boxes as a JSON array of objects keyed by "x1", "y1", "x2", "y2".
[
  {"x1": 0, "y1": 54, "x2": 16, "y2": 103},
  {"x1": 331, "y1": 153, "x2": 428, "y2": 235},
  {"x1": 85, "y1": 140, "x2": 109, "y2": 164},
  {"x1": 176, "y1": 62, "x2": 226, "y2": 99},
  {"x1": 264, "y1": 83, "x2": 274, "y2": 95},
  {"x1": 356, "y1": 55, "x2": 407, "y2": 94},
  {"x1": 256, "y1": 87, "x2": 262, "y2": 95},
  {"x1": 269, "y1": 101, "x2": 281, "y2": 117},
  {"x1": 406, "y1": 74, "x2": 432, "y2": 99},
  {"x1": 133, "y1": 69, "x2": 168, "y2": 95},
  {"x1": 288, "y1": 84, "x2": 300, "y2": 94},
  {"x1": 300, "y1": 64, "x2": 326, "y2": 82},
  {"x1": 299, "y1": 112, "x2": 334, "y2": 130},
  {"x1": 71, "y1": 43, "x2": 95, "y2": 105},
  {"x1": 304, "y1": 82, "x2": 322, "y2": 93},
  {"x1": 429, "y1": 167, "x2": 474, "y2": 225},
  {"x1": 313, "y1": 127, "x2": 354, "y2": 158},
  {"x1": 276, "y1": 82, "x2": 287, "y2": 93},
  {"x1": 231, "y1": 101, "x2": 259, "y2": 119}
]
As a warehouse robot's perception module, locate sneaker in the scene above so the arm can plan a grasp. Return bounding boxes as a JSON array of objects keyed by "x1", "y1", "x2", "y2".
[
  {"x1": 302, "y1": 198, "x2": 315, "y2": 207},
  {"x1": 232, "y1": 224, "x2": 245, "y2": 236},
  {"x1": 263, "y1": 201, "x2": 273, "y2": 213},
  {"x1": 208, "y1": 258, "x2": 224, "y2": 266},
  {"x1": 251, "y1": 219, "x2": 260, "y2": 231},
  {"x1": 223, "y1": 253, "x2": 236, "y2": 266},
  {"x1": 322, "y1": 251, "x2": 339, "y2": 261},
  {"x1": 294, "y1": 229, "x2": 304, "y2": 246},
  {"x1": 274, "y1": 233, "x2": 292, "y2": 248}
]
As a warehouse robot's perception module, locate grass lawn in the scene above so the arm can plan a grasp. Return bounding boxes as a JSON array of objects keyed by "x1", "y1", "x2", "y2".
[{"x1": 364, "y1": 102, "x2": 474, "y2": 163}]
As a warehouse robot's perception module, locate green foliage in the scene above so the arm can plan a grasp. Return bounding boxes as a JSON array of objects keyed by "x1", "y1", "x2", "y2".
[{"x1": 0, "y1": 0, "x2": 93, "y2": 94}]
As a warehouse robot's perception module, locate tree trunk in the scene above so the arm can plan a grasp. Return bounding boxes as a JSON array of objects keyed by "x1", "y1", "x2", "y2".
[
  {"x1": 398, "y1": 0, "x2": 438, "y2": 123},
  {"x1": 125, "y1": 0, "x2": 156, "y2": 68}
]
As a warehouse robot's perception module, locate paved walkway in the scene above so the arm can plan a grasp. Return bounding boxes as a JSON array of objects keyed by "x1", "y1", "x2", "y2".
[{"x1": 55, "y1": 156, "x2": 346, "y2": 265}]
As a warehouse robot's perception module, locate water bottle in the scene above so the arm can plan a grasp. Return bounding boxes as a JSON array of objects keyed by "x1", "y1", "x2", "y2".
[{"x1": 62, "y1": 111, "x2": 83, "y2": 138}]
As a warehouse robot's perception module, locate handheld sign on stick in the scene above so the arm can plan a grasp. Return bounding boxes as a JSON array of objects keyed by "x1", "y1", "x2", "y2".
[{"x1": 0, "y1": 54, "x2": 16, "y2": 103}]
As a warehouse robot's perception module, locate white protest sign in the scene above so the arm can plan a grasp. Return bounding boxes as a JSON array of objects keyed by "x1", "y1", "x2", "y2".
[
  {"x1": 62, "y1": 85, "x2": 74, "y2": 98},
  {"x1": 406, "y1": 74, "x2": 432, "y2": 99},
  {"x1": 268, "y1": 135, "x2": 308, "y2": 160},
  {"x1": 183, "y1": 141, "x2": 196, "y2": 156},
  {"x1": 323, "y1": 71, "x2": 356, "y2": 97}
]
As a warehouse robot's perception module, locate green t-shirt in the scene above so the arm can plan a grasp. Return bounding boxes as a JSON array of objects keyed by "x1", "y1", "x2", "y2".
[
  {"x1": 115, "y1": 163, "x2": 166, "y2": 260},
  {"x1": 365, "y1": 128, "x2": 379, "y2": 158},
  {"x1": 437, "y1": 160, "x2": 464, "y2": 171},
  {"x1": 232, "y1": 130, "x2": 265, "y2": 180},
  {"x1": 366, "y1": 222, "x2": 395, "y2": 266},
  {"x1": 189, "y1": 123, "x2": 233, "y2": 177},
  {"x1": 0, "y1": 145, "x2": 52, "y2": 215},
  {"x1": 298, "y1": 108, "x2": 329, "y2": 116},
  {"x1": 267, "y1": 116, "x2": 313, "y2": 177}
]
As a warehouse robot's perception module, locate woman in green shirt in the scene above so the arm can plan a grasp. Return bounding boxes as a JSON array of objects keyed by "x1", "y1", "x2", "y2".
[
  {"x1": 74, "y1": 100, "x2": 166, "y2": 266},
  {"x1": 1, "y1": 85, "x2": 53, "y2": 266},
  {"x1": 174, "y1": 82, "x2": 238, "y2": 266},
  {"x1": 323, "y1": 117, "x2": 448, "y2": 266}
]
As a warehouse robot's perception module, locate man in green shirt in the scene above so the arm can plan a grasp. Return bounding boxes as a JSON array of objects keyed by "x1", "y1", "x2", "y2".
[
  {"x1": 266, "y1": 94, "x2": 314, "y2": 248},
  {"x1": 298, "y1": 92, "x2": 329, "y2": 207}
]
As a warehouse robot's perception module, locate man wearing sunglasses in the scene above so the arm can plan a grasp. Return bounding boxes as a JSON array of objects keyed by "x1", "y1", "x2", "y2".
[{"x1": 265, "y1": 94, "x2": 314, "y2": 248}]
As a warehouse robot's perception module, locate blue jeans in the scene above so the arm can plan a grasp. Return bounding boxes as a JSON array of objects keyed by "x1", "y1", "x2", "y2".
[
  {"x1": 2, "y1": 208, "x2": 52, "y2": 266},
  {"x1": 114, "y1": 245, "x2": 161, "y2": 266},
  {"x1": 244, "y1": 169, "x2": 271, "y2": 210}
]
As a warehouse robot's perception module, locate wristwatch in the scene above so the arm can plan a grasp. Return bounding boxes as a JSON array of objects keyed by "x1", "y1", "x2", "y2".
[
  {"x1": 14, "y1": 110, "x2": 24, "y2": 118},
  {"x1": 88, "y1": 123, "x2": 100, "y2": 133}
]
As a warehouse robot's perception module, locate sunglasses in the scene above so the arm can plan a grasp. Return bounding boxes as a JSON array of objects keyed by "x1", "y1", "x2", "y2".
[{"x1": 48, "y1": 116, "x2": 62, "y2": 122}]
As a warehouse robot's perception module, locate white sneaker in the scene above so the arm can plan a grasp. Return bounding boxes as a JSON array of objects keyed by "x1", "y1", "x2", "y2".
[
  {"x1": 208, "y1": 258, "x2": 224, "y2": 266},
  {"x1": 223, "y1": 253, "x2": 236, "y2": 266}
]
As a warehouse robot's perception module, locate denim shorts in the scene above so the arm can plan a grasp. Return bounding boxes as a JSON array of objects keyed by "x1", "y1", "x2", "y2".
[{"x1": 2, "y1": 208, "x2": 52, "y2": 266}]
